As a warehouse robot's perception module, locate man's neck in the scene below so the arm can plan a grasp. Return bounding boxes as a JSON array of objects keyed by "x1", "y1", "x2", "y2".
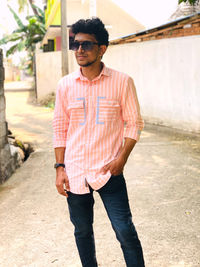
[{"x1": 81, "y1": 62, "x2": 103, "y2": 81}]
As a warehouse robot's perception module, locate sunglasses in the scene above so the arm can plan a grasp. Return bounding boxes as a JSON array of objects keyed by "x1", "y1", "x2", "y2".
[{"x1": 70, "y1": 41, "x2": 99, "y2": 51}]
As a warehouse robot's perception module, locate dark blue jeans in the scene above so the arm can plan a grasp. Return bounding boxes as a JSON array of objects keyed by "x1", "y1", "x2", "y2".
[{"x1": 67, "y1": 174, "x2": 145, "y2": 267}]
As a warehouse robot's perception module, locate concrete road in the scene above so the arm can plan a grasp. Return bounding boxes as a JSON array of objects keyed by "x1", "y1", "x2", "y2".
[{"x1": 0, "y1": 83, "x2": 200, "y2": 267}]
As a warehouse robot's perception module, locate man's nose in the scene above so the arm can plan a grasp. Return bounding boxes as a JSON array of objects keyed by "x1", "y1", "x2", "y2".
[{"x1": 77, "y1": 44, "x2": 84, "y2": 53}]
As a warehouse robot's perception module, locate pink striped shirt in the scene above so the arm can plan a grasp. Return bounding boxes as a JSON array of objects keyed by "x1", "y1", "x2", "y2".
[{"x1": 53, "y1": 63, "x2": 144, "y2": 194}]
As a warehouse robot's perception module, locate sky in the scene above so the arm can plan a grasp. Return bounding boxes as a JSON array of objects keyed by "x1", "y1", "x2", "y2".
[
  {"x1": 112, "y1": 0, "x2": 178, "y2": 28},
  {"x1": 0, "y1": 0, "x2": 179, "y2": 39}
]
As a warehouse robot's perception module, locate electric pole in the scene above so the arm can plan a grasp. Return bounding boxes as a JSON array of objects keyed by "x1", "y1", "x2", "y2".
[
  {"x1": 89, "y1": 0, "x2": 96, "y2": 17},
  {"x1": 61, "y1": 0, "x2": 69, "y2": 76}
]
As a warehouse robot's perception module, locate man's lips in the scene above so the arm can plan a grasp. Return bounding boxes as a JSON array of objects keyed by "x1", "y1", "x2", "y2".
[{"x1": 77, "y1": 55, "x2": 87, "y2": 59}]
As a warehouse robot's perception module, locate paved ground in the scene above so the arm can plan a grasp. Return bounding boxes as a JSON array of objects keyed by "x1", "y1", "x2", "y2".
[{"x1": 0, "y1": 82, "x2": 200, "y2": 267}]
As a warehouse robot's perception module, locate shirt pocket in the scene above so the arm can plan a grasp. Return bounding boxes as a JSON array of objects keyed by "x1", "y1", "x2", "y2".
[
  {"x1": 98, "y1": 99, "x2": 120, "y2": 122},
  {"x1": 67, "y1": 101, "x2": 85, "y2": 124}
]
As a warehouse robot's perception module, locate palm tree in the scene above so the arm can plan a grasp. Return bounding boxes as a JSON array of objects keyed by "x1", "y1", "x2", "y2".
[{"x1": 0, "y1": 4, "x2": 46, "y2": 73}]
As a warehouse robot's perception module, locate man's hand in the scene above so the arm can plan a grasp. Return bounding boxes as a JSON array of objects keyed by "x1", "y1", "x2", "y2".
[
  {"x1": 55, "y1": 167, "x2": 70, "y2": 197},
  {"x1": 100, "y1": 155, "x2": 126, "y2": 176},
  {"x1": 100, "y1": 138, "x2": 137, "y2": 176}
]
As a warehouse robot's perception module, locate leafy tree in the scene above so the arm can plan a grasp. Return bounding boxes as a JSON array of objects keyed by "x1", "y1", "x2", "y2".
[
  {"x1": 179, "y1": 0, "x2": 199, "y2": 5},
  {"x1": 0, "y1": 4, "x2": 46, "y2": 73}
]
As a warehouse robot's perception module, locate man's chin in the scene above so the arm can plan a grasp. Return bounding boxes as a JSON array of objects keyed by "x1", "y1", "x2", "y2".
[
  {"x1": 78, "y1": 62, "x2": 93, "y2": 67},
  {"x1": 77, "y1": 58, "x2": 97, "y2": 67}
]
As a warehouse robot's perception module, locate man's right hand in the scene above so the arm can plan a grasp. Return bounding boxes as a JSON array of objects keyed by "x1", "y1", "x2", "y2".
[{"x1": 55, "y1": 167, "x2": 70, "y2": 197}]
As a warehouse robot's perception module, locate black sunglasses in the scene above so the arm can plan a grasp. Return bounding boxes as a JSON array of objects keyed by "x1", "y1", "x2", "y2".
[{"x1": 70, "y1": 41, "x2": 99, "y2": 51}]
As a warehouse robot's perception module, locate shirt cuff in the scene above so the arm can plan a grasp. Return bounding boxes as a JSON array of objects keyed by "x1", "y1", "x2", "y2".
[
  {"x1": 124, "y1": 128, "x2": 142, "y2": 142},
  {"x1": 53, "y1": 140, "x2": 66, "y2": 148}
]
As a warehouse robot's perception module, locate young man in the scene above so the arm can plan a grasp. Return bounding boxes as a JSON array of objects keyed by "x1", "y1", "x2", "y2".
[{"x1": 53, "y1": 18, "x2": 145, "y2": 267}]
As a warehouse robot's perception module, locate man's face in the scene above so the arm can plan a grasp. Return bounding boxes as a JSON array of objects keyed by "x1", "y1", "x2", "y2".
[{"x1": 73, "y1": 33, "x2": 106, "y2": 67}]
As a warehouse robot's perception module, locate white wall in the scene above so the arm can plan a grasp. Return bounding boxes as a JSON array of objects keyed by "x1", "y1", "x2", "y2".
[
  {"x1": 103, "y1": 35, "x2": 200, "y2": 133},
  {"x1": 66, "y1": 0, "x2": 145, "y2": 40},
  {"x1": 96, "y1": 0, "x2": 145, "y2": 40},
  {"x1": 36, "y1": 50, "x2": 78, "y2": 100},
  {"x1": 36, "y1": 51, "x2": 61, "y2": 100}
]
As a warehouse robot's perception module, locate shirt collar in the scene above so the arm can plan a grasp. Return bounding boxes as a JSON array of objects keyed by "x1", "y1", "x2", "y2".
[{"x1": 74, "y1": 62, "x2": 111, "y2": 82}]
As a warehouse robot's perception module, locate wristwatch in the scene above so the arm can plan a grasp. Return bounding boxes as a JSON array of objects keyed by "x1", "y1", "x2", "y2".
[{"x1": 54, "y1": 163, "x2": 65, "y2": 169}]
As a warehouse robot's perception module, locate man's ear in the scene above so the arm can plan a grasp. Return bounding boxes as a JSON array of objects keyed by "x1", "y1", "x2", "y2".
[{"x1": 99, "y1": 45, "x2": 107, "y2": 57}]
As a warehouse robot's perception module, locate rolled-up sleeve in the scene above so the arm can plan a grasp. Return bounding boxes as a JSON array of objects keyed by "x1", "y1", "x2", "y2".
[
  {"x1": 53, "y1": 80, "x2": 69, "y2": 148},
  {"x1": 121, "y1": 77, "x2": 144, "y2": 141}
]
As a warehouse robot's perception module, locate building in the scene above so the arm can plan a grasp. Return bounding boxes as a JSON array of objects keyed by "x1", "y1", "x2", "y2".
[
  {"x1": 41, "y1": 0, "x2": 145, "y2": 52},
  {"x1": 36, "y1": 0, "x2": 145, "y2": 100}
]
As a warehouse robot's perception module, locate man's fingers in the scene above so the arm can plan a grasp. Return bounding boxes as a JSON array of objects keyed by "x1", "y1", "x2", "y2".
[
  {"x1": 100, "y1": 159, "x2": 122, "y2": 175},
  {"x1": 109, "y1": 164, "x2": 123, "y2": 176},
  {"x1": 64, "y1": 189, "x2": 69, "y2": 197},
  {"x1": 109, "y1": 164, "x2": 115, "y2": 174},
  {"x1": 55, "y1": 170, "x2": 70, "y2": 197},
  {"x1": 56, "y1": 183, "x2": 68, "y2": 197},
  {"x1": 63, "y1": 173, "x2": 70, "y2": 190},
  {"x1": 64, "y1": 176, "x2": 70, "y2": 191},
  {"x1": 58, "y1": 188, "x2": 68, "y2": 197},
  {"x1": 100, "y1": 163, "x2": 110, "y2": 174},
  {"x1": 105, "y1": 162, "x2": 116, "y2": 175},
  {"x1": 65, "y1": 182, "x2": 70, "y2": 191},
  {"x1": 61, "y1": 191, "x2": 68, "y2": 197}
]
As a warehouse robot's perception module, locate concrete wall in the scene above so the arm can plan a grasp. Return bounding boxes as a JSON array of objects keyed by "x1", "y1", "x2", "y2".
[
  {"x1": 36, "y1": 50, "x2": 78, "y2": 100},
  {"x1": 67, "y1": 0, "x2": 89, "y2": 25},
  {"x1": 36, "y1": 51, "x2": 61, "y2": 100},
  {"x1": 103, "y1": 35, "x2": 200, "y2": 133},
  {"x1": 0, "y1": 49, "x2": 16, "y2": 184},
  {"x1": 96, "y1": 0, "x2": 145, "y2": 40},
  {"x1": 4, "y1": 61, "x2": 20, "y2": 82}
]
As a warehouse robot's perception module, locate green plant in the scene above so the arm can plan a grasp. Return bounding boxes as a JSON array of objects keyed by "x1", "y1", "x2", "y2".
[
  {"x1": 179, "y1": 0, "x2": 199, "y2": 5},
  {"x1": 0, "y1": 4, "x2": 46, "y2": 73},
  {"x1": 39, "y1": 92, "x2": 55, "y2": 109}
]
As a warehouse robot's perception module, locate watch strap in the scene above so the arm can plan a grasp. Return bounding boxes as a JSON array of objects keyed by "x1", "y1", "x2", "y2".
[{"x1": 54, "y1": 163, "x2": 65, "y2": 169}]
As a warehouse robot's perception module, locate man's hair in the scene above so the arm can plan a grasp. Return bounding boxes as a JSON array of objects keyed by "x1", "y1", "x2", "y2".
[{"x1": 71, "y1": 17, "x2": 109, "y2": 47}]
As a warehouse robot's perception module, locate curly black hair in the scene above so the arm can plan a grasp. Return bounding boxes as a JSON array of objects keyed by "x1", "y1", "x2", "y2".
[{"x1": 71, "y1": 17, "x2": 109, "y2": 47}]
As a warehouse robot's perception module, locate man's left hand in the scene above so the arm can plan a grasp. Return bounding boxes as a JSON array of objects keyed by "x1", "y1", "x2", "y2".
[{"x1": 100, "y1": 156, "x2": 126, "y2": 176}]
